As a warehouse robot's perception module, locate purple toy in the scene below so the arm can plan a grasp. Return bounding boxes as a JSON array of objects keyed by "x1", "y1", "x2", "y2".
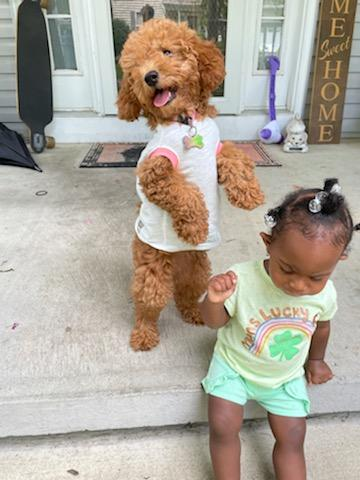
[{"x1": 259, "y1": 56, "x2": 283, "y2": 144}]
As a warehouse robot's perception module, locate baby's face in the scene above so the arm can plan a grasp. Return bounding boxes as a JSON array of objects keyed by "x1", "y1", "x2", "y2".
[{"x1": 261, "y1": 228, "x2": 346, "y2": 297}]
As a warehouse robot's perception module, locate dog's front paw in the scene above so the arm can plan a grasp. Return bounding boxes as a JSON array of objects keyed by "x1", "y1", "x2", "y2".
[
  {"x1": 180, "y1": 307, "x2": 204, "y2": 326},
  {"x1": 130, "y1": 326, "x2": 159, "y2": 351},
  {"x1": 173, "y1": 216, "x2": 209, "y2": 245}
]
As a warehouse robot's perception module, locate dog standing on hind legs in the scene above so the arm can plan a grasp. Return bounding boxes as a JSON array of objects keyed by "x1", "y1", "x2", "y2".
[{"x1": 117, "y1": 19, "x2": 264, "y2": 351}]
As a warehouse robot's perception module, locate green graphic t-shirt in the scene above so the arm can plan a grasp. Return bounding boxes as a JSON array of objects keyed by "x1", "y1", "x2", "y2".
[{"x1": 215, "y1": 260, "x2": 337, "y2": 388}]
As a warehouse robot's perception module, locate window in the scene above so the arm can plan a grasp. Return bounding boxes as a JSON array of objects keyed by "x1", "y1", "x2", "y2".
[
  {"x1": 257, "y1": 0, "x2": 285, "y2": 70},
  {"x1": 46, "y1": 0, "x2": 77, "y2": 70},
  {"x1": 111, "y1": 0, "x2": 228, "y2": 96}
]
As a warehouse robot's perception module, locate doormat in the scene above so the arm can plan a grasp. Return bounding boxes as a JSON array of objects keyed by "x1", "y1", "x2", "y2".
[{"x1": 79, "y1": 141, "x2": 281, "y2": 168}]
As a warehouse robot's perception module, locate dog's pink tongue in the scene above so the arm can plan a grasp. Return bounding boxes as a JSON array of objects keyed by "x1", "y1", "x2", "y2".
[{"x1": 153, "y1": 90, "x2": 171, "y2": 107}]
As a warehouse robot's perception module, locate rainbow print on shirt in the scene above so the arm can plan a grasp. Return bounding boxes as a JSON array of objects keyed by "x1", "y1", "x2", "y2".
[{"x1": 248, "y1": 317, "x2": 316, "y2": 359}]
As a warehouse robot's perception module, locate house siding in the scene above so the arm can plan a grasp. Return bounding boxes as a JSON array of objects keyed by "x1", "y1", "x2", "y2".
[
  {"x1": 0, "y1": 0, "x2": 25, "y2": 135},
  {"x1": 342, "y1": 1, "x2": 360, "y2": 137}
]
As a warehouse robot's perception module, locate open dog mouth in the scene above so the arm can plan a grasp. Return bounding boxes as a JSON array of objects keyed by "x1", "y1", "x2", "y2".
[{"x1": 153, "y1": 88, "x2": 177, "y2": 108}]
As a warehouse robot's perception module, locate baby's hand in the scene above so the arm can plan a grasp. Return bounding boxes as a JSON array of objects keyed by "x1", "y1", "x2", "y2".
[
  {"x1": 305, "y1": 359, "x2": 334, "y2": 385},
  {"x1": 207, "y1": 271, "x2": 237, "y2": 304}
]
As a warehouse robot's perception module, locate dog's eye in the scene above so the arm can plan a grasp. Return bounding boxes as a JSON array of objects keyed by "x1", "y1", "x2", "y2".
[{"x1": 162, "y1": 49, "x2": 173, "y2": 56}]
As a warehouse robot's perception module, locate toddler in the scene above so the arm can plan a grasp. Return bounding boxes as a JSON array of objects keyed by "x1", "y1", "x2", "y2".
[{"x1": 200, "y1": 178, "x2": 359, "y2": 480}]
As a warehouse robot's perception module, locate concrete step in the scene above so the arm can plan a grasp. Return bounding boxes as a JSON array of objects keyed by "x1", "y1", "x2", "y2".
[
  {"x1": 1, "y1": 413, "x2": 359, "y2": 480},
  {"x1": 1, "y1": 144, "x2": 360, "y2": 437}
]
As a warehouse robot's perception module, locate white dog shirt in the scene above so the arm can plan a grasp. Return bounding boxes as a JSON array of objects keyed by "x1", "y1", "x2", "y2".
[{"x1": 135, "y1": 117, "x2": 222, "y2": 252}]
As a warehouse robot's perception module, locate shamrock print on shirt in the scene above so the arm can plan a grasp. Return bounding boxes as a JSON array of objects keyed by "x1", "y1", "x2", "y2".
[{"x1": 269, "y1": 330, "x2": 304, "y2": 361}]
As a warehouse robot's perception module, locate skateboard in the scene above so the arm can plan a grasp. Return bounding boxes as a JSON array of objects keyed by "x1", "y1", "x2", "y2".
[{"x1": 16, "y1": 0, "x2": 54, "y2": 153}]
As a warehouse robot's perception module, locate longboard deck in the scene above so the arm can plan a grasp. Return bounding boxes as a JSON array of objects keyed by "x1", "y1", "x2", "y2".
[{"x1": 17, "y1": 0, "x2": 53, "y2": 153}]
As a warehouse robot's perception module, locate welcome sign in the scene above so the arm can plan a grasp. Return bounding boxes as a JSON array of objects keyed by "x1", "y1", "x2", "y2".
[{"x1": 309, "y1": 0, "x2": 358, "y2": 143}]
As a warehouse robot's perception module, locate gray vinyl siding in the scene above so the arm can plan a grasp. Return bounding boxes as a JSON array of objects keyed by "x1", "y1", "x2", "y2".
[
  {"x1": 342, "y1": 1, "x2": 360, "y2": 137},
  {"x1": 0, "y1": 0, "x2": 25, "y2": 135}
]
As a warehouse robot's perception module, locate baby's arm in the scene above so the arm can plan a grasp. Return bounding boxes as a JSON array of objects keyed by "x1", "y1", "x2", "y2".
[
  {"x1": 199, "y1": 271, "x2": 237, "y2": 329},
  {"x1": 305, "y1": 320, "x2": 333, "y2": 385}
]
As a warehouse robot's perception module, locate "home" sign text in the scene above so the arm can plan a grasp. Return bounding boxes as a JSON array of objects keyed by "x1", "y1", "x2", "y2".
[{"x1": 309, "y1": 0, "x2": 357, "y2": 143}]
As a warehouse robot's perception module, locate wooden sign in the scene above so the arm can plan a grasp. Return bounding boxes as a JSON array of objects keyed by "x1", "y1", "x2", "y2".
[{"x1": 308, "y1": 0, "x2": 358, "y2": 143}]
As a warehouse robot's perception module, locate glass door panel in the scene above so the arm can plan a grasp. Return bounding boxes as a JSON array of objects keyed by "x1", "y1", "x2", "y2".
[
  {"x1": 47, "y1": 0, "x2": 77, "y2": 70},
  {"x1": 110, "y1": 0, "x2": 228, "y2": 96},
  {"x1": 257, "y1": 0, "x2": 285, "y2": 70}
]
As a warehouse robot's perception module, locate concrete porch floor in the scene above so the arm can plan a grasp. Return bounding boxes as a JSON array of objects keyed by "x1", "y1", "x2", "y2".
[{"x1": 0, "y1": 141, "x2": 359, "y2": 437}]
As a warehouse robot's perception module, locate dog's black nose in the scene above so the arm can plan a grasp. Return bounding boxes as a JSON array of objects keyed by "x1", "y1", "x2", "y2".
[{"x1": 144, "y1": 70, "x2": 159, "y2": 86}]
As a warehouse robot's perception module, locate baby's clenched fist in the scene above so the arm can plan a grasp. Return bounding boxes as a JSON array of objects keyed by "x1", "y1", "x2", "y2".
[{"x1": 207, "y1": 271, "x2": 237, "y2": 304}]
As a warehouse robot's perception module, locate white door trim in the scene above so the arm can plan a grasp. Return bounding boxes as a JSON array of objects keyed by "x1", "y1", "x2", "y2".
[
  {"x1": 83, "y1": 0, "x2": 118, "y2": 115},
  {"x1": 287, "y1": 0, "x2": 319, "y2": 116},
  {"x1": 212, "y1": 0, "x2": 243, "y2": 114},
  {"x1": 11, "y1": 0, "x2": 21, "y2": 20}
]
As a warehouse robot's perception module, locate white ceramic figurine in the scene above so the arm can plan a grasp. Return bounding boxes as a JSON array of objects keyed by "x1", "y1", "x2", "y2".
[{"x1": 283, "y1": 114, "x2": 309, "y2": 153}]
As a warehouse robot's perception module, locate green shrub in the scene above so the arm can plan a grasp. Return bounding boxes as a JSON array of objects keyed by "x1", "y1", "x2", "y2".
[{"x1": 112, "y1": 18, "x2": 130, "y2": 58}]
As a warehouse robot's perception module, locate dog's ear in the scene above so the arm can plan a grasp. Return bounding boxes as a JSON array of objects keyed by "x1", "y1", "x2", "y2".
[
  {"x1": 195, "y1": 38, "x2": 225, "y2": 96},
  {"x1": 117, "y1": 74, "x2": 142, "y2": 121}
]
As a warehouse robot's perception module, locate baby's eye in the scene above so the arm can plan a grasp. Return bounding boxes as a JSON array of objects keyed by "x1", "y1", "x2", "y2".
[
  {"x1": 162, "y1": 49, "x2": 173, "y2": 56},
  {"x1": 310, "y1": 276, "x2": 323, "y2": 282},
  {"x1": 280, "y1": 266, "x2": 293, "y2": 274}
]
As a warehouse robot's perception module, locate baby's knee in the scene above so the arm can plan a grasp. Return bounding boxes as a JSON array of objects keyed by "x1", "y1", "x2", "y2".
[
  {"x1": 277, "y1": 423, "x2": 306, "y2": 450},
  {"x1": 209, "y1": 405, "x2": 242, "y2": 440}
]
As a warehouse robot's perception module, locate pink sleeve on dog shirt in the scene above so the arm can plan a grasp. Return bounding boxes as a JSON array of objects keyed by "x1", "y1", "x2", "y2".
[
  {"x1": 149, "y1": 147, "x2": 179, "y2": 168},
  {"x1": 216, "y1": 141, "x2": 223, "y2": 155}
]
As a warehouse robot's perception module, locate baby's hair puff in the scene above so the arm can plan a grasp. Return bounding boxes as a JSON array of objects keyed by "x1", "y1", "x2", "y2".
[{"x1": 264, "y1": 178, "x2": 359, "y2": 251}]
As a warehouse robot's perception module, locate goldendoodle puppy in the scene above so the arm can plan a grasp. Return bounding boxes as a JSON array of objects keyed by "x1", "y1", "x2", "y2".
[{"x1": 117, "y1": 18, "x2": 264, "y2": 351}]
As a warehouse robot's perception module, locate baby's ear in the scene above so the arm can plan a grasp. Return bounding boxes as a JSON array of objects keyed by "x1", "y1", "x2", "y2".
[
  {"x1": 117, "y1": 74, "x2": 141, "y2": 121},
  {"x1": 260, "y1": 232, "x2": 272, "y2": 249},
  {"x1": 194, "y1": 37, "x2": 225, "y2": 96}
]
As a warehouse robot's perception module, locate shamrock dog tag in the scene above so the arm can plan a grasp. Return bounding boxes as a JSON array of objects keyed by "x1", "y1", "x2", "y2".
[{"x1": 183, "y1": 125, "x2": 204, "y2": 150}]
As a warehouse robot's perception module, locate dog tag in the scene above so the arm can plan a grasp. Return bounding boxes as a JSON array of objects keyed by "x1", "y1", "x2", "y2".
[
  {"x1": 183, "y1": 124, "x2": 204, "y2": 150},
  {"x1": 183, "y1": 133, "x2": 204, "y2": 149}
]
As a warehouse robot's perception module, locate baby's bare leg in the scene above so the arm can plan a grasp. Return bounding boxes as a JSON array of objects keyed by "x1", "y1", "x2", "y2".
[
  {"x1": 208, "y1": 395, "x2": 244, "y2": 480},
  {"x1": 268, "y1": 413, "x2": 306, "y2": 480}
]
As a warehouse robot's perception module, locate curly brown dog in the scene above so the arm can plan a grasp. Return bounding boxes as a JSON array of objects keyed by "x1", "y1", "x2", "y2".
[{"x1": 117, "y1": 18, "x2": 264, "y2": 351}]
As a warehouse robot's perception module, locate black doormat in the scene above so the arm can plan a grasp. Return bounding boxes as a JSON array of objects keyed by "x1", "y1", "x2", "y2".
[
  {"x1": 79, "y1": 141, "x2": 281, "y2": 168},
  {"x1": 79, "y1": 143, "x2": 146, "y2": 168}
]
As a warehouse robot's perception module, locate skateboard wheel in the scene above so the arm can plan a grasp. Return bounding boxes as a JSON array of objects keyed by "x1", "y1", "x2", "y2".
[
  {"x1": 31, "y1": 133, "x2": 46, "y2": 153},
  {"x1": 46, "y1": 136, "x2": 56, "y2": 149}
]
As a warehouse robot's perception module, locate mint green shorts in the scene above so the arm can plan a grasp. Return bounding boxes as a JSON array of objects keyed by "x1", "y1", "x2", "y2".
[{"x1": 202, "y1": 354, "x2": 310, "y2": 417}]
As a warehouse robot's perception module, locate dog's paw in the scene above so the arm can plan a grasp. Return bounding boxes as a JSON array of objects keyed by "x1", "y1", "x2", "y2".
[
  {"x1": 176, "y1": 301, "x2": 205, "y2": 325},
  {"x1": 130, "y1": 326, "x2": 159, "y2": 351},
  {"x1": 181, "y1": 308, "x2": 204, "y2": 326}
]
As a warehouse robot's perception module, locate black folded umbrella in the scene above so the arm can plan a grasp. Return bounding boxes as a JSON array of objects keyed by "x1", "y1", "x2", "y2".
[{"x1": 0, "y1": 122, "x2": 42, "y2": 171}]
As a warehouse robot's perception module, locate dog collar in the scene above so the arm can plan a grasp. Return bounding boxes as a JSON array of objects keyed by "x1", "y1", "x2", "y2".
[{"x1": 176, "y1": 113, "x2": 193, "y2": 126}]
